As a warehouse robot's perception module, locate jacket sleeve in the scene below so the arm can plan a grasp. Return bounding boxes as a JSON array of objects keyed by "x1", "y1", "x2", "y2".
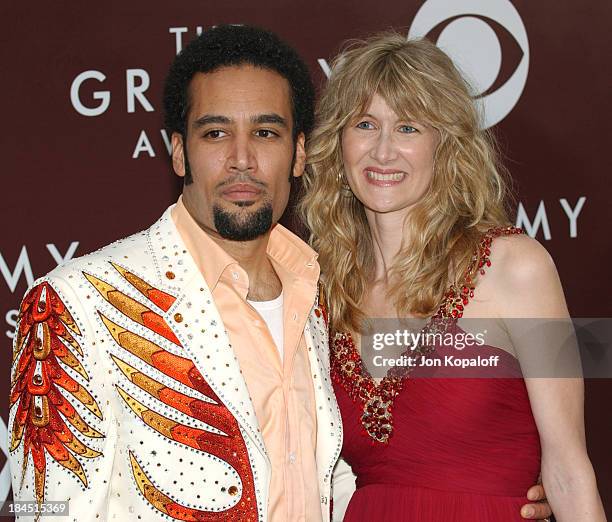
[
  {"x1": 8, "y1": 275, "x2": 116, "y2": 521},
  {"x1": 331, "y1": 456, "x2": 356, "y2": 522}
]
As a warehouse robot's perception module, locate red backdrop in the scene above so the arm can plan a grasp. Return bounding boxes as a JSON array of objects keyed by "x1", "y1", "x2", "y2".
[{"x1": 1, "y1": 0, "x2": 610, "y2": 516}]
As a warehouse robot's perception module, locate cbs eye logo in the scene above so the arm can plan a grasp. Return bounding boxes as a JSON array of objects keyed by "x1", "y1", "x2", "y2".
[{"x1": 408, "y1": 0, "x2": 529, "y2": 129}]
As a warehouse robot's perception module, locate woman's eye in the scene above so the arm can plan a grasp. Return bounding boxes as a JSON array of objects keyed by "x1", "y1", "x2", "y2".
[
  {"x1": 399, "y1": 125, "x2": 417, "y2": 133},
  {"x1": 356, "y1": 121, "x2": 374, "y2": 130}
]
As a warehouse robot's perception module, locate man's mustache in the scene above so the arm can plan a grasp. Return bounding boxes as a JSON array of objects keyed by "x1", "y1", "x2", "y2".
[{"x1": 216, "y1": 174, "x2": 268, "y2": 190}]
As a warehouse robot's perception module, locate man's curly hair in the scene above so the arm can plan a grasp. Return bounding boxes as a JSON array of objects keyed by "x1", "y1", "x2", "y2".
[{"x1": 163, "y1": 24, "x2": 315, "y2": 146}]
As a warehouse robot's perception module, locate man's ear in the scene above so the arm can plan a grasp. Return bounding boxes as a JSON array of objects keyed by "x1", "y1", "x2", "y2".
[
  {"x1": 171, "y1": 132, "x2": 186, "y2": 178},
  {"x1": 292, "y1": 132, "x2": 306, "y2": 178}
]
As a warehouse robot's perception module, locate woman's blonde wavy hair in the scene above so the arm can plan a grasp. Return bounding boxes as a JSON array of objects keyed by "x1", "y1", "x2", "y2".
[{"x1": 299, "y1": 32, "x2": 512, "y2": 333}]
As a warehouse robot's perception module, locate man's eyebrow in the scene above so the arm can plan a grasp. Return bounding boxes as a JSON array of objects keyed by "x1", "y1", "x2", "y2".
[
  {"x1": 192, "y1": 115, "x2": 232, "y2": 128},
  {"x1": 251, "y1": 113, "x2": 288, "y2": 128}
]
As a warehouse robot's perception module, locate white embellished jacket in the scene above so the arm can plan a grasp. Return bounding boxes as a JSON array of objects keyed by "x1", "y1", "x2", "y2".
[{"x1": 8, "y1": 206, "x2": 343, "y2": 521}]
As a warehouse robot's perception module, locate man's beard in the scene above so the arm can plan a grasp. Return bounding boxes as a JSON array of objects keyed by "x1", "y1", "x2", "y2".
[{"x1": 213, "y1": 202, "x2": 273, "y2": 241}]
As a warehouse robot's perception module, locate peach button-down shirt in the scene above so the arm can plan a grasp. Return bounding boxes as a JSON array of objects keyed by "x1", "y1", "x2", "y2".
[{"x1": 171, "y1": 198, "x2": 322, "y2": 522}]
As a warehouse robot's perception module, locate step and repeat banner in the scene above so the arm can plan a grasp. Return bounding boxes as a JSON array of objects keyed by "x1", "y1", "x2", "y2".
[{"x1": 2, "y1": 0, "x2": 610, "y2": 516}]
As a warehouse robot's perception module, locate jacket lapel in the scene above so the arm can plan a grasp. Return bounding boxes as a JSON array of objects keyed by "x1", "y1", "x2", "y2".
[
  {"x1": 146, "y1": 207, "x2": 267, "y2": 457},
  {"x1": 304, "y1": 306, "x2": 343, "y2": 494}
]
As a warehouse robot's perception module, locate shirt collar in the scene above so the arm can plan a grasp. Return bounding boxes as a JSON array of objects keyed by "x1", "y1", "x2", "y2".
[{"x1": 171, "y1": 196, "x2": 319, "y2": 292}]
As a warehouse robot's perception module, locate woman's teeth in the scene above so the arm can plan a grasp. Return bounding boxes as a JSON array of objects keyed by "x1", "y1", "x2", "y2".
[{"x1": 366, "y1": 171, "x2": 405, "y2": 181}]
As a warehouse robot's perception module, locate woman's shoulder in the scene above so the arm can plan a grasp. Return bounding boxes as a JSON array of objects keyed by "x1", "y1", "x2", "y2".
[
  {"x1": 485, "y1": 229, "x2": 557, "y2": 284},
  {"x1": 482, "y1": 228, "x2": 568, "y2": 318}
]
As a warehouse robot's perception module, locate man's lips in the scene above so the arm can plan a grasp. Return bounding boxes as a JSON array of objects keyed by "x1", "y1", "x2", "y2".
[
  {"x1": 220, "y1": 183, "x2": 263, "y2": 201},
  {"x1": 363, "y1": 167, "x2": 407, "y2": 186}
]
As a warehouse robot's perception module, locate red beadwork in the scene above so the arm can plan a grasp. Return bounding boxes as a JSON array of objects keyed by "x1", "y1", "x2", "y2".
[
  {"x1": 95, "y1": 265, "x2": 260, "y2": 520},
  {"x1": 331, "y1": 226, "x2": 522, "y2": 444},
  {"x1": 10, "y1": 282, "x2": 103, "y2": 506}
]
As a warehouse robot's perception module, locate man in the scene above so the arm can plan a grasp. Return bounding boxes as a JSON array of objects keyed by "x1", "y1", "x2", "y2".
[{"x1": 8, "y1": 25, "x2": 551, "y2": 522}]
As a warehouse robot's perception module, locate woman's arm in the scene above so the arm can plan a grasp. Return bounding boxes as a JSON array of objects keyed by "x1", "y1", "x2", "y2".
[{"x1": 493, "y1": 235, "x2": 606, "y2": 521}]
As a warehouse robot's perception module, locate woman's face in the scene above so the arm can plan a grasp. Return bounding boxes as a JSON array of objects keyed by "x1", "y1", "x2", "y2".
[{"x1": 341, "y1": 93, "x2": 439, "y2": 218}]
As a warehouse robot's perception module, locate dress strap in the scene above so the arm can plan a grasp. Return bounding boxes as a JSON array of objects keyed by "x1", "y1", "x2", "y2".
[{"x1": 437, "y1": 226, "x2": 523, "y2": 319}]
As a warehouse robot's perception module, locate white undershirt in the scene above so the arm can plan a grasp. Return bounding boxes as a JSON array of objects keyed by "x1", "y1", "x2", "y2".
[{"x1": 247, "y1": 291, "x2": 284, "y2": 361}]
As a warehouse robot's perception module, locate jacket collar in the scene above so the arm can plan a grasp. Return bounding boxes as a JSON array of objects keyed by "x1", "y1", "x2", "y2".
[
  {"x1": 145, "y1": 205, "x2": 341, "y2": 474},
  {"x1": 146, "y1": 205, "x2": 268, "y2": 454}
]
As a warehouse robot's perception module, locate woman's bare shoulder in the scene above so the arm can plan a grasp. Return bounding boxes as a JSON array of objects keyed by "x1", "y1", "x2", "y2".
[{"x1": 483, "y1": 232, "x2": 568, "y2": 318}]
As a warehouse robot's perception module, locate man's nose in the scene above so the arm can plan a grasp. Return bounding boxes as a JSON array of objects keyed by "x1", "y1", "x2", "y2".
[{"x1": 226, "y1": 134, "x2": 256, "y2": 172}]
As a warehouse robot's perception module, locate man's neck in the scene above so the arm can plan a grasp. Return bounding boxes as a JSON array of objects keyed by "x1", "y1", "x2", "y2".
[
  {"x1": 178, "y1": 196, "x2": 282, "y2": 300},
  {"x1": 212, "y1": 232, "x2": 282, "y2": 301}
]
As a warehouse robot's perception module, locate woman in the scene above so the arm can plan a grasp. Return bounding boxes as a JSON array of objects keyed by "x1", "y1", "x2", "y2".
[{"x1": 301, "y1": 33, "x2": 605, "y2": 521}]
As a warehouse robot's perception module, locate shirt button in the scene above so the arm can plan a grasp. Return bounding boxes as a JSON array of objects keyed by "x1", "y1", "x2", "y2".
[
  {"x1": 173, "y1": 313, "x2": 183, "y2": 323},
  {"x1": 289, "y1": 452, "x2": 296, "y2": 464}
]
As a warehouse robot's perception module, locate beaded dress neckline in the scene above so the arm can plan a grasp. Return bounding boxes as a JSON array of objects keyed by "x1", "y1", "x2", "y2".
[{"x1": 330, "y1": 226, "x2": 523, "y2": 443}]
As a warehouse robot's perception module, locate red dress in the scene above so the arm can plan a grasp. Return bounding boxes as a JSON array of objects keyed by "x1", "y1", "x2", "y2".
[{"x1": 331, "y1": 228, "x2": 541, "y2": 521}]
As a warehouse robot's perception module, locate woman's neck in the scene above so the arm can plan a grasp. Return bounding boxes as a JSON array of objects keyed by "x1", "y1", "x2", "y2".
[{"x1": 365, "y1": 208, "x2": 411, "y2": 284}]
